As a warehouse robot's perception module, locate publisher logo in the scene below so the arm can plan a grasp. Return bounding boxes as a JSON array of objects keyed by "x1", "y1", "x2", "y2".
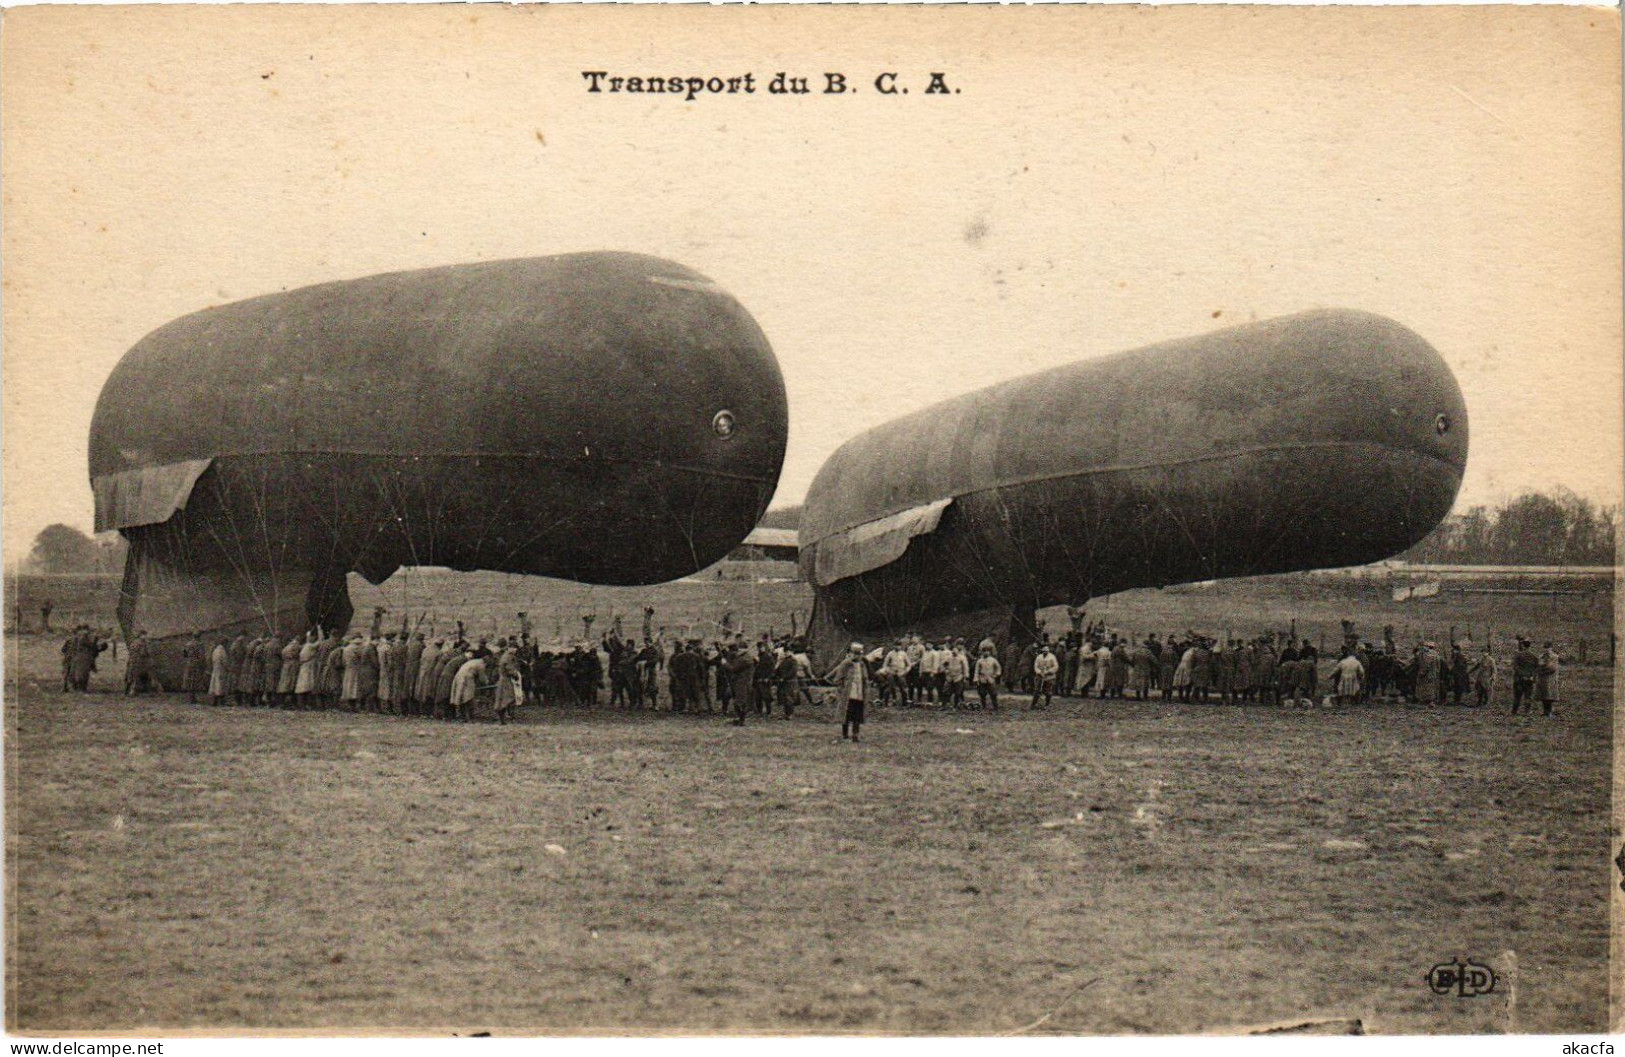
[{"x1": 1426, "y1": 958, "x2": 1497, "y2": 997}]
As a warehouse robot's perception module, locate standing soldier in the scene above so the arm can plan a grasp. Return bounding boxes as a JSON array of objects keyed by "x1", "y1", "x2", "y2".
[
  {"x1": 1469, "y1": 644, "x2": 1496, "y2": 709},
  {"x1": 1449, "y1": 642, "x2": 1470, "y2": 707},
  {"x1": 1233, "y1": 641, "x2": 1254, "y2": 703},
  {"x1": 492, "y1": 648, "x2": 522, "y2": 725},
  {"x1": 261, "y1": 635, "x2": 283, "y2": 707},
  {"x1": 1537, "y1": 643, "x2": 1561, "y2": 717},
  {"x1": 208, "y1": 638, "x2": 230, "y2": 707},
  {"x1": 881, "y1": 640, "x2": 911, "y2": 707},
  {"x1": 774, "y1": 645, "x2": 801, "y2": 719},
  {"x1": 1212, "y1": 641, "x2": 1234, "y2": 704},
  {"x1": 637, "y1": 640, "x2": 662, "y2": 708},
  {"x1": 413, "y1": 637, "x2": 442, "y2": 716},
  {"x1": 542, "y1": 650, "x2": 573, "y2": 709},
  {"x1": 943, "y1": 642, "x2": 970, "y2": 710},
  {"x1": 294, "y1": 630, "x2": 320, "y2": 707},
  {"x1": 1254, "y1": 639, "x2": 1278, "y2": 707},
  {"x1": 1015, "y1": 640, "x2": 1038, "y2": 696},
  {"x1": 375, "y1": 634, "x2": 396, "y2": 714},
  {"x1": 609, "y1": 638, "x2": 636, "y2": 709},
  {"x1": 1333, "y1": 648, "x2": 1364, "y2": 705},
  {"x1": 357, "y1": 636, "x2": 381, "y2": 712},
  {"x1": 753, "y1": 641, "x2": 778, "y2": 716},
  {"x1": 1189, "y1": 639, "x2": 1212, "y2": 703},
  {"x1": 917, "y1": 641, "x2": 942, "y2": 705},
  {"x1": 1031, "y1": 644, "x2": 1059, "y2": 710},
  {"x1": 124, "y1": 631, "x2": 153, "y2": 696},
  {"x1": 1510, "y1": 638, "x2": 1538, "y2": 715},
  {"x1": 974, "y1": 644, "x2": 1002, "y2": 711},
  {"x1": 904, "y1": 637, "x2": 926, "y2": 703},
  {"x1": 60, "y1": 629, "x2": 76, "y2": 691},
  {"x1": 1128, "y1": 639, "x2": 1155, "y2": 701},
  {"x1": 278, "y1": 637, "x2": 301, "y2": 707},
  {"x1": 319, "y1": 632, "x2": 345, "y2": 708},
  {"x1": 402, "y1": 632, "x2": 427, "y2": 714},
  {"x1": 68, "y1": 628, "x2": 106, "y2": 693},
  {"x1": 1062, "y1": 630, "x2": 1082, "y2": 696},
  {"x1": 724, "y1": 641, "x2": 756, "y2": 726},
  {"x1": 227, "y1": 632, "x2": 248, "y2": 706},
  {"x1": 432, "y1": 642, "x2": 464, "y2": 719},
  {"x1": 339, "y1": 636, "x2": 363, "y2": 710},
  {"x1": 182, "y1": 631, "x2": 207, "y2": 703},
  {"x1": 582, "y1": 642, "x2": 605, "y2": 707},
  {"x1": 826, "y1": 643, "x2": 871, "y2": 742},
  {"x1": 451, "y1": 653, "x2": 485, "y2": 723},
  {"x1": 1075, "y1": 639, "x2": 1098, "y2": 698}
]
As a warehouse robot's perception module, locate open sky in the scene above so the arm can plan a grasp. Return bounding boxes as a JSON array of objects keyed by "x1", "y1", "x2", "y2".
[{"x1": 4, "y1": 5, "x2": 1620, "y2": 565}]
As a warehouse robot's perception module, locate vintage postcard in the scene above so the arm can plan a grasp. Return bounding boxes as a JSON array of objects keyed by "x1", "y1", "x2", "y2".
[{"x1": 2, "y1": 3, "x2": 1620, "y2": 1038}]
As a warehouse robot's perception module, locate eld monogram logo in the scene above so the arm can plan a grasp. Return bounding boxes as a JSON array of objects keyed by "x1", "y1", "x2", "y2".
[{"x1": 1426, "y1": 958, "x2": 1498, "y2": 998}]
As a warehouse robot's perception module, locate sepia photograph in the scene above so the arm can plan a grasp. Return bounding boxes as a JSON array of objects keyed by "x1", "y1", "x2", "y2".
[{"x1": 2, "y1": 3, "x2": 1621, "y2": 1038}]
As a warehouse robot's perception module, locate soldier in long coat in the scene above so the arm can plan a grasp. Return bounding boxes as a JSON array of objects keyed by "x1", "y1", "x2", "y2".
[
  {"x1": 337, "y1": 637, "x2": 361, "y2": 707},
  {"x1": 492, "y1": 650, "x2": 523, "y2": 724},
  {"x1": 1536, "y1": 644, "x2": 1560, "y2": 716},
  {"x1": 261, "y1": 637, "x2": 283, "y2": 706},
  {"x1": 1253, "y1": 642, "x2": 1278, "y2": 706},
  {"x1": 324, "y1": 637, "x2": 349, "y2": 706},
  {"x1": 411, "y1": 637, "x2": 440, "y2": 715},
  {"x1": 249, "y1": 637, "x2": 269, "y2": 704},
  {"x1": 374, "y1": 635, "x2": 395, "y2": 710},
  {"x1": 1189, "y1": 640, "x2": 1213, "y2": 702},
  {"x1": 435, "y1": 647, "x2": 467, "y2": 719},
  {"x1": 67, "y1": 628, "x2": 106, "y2": 693},
  {"x1": 1412, "y1": 643, "x2": 1440, "y2": 706},
  {"x1": 356, "y1": 637, "x2": 381, "y2": 711},
  {"x1": 227, "y1": 632, "x2": 248, "y2": 706},
  {"x1": 1469, "y1": 645, "x2": 1497, "y2": 709},
  {"x1": 402, "y1": 633, "x2": 426, "y2": 713},
  {"x1": 1211, "y1": 643, "x2": 1234, "y2": 703},
  {"x1": 1233, "y1": 644, "x2": 1254, "y2": 703},
  {"x1": 294, "y1": 631, "x2": 320, "y2": 703},
  {"x1": 278, "y1": 637, "x2": 301, "y2": 704},
  {"x1": 124, "y1": 632, "x2": 153, "y2": 696},
  {"x1": 450, "y1": 653, "x2": 483, "y2": 722},
  {"x1": 1129, "y1": 641, "x2": 1155, "y2": 700},
  {"x1": 208, "y1": 639, "x2": 231, "y2": 706},
  {"x1": 181, "y1": 632, "x2": 207, "y2": 703}
]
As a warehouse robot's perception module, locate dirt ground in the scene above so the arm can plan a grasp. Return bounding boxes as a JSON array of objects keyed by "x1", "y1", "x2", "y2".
[{"x1": 5, "y1": 587, "x2": 1615, "y2": 1035}]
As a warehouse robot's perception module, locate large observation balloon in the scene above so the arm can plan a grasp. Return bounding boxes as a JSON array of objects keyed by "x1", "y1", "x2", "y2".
[
  {"x1": 799, "y1": 310, "x2": 1467, "y2": 662},
  {"x1": 91, "y1": 252, "x2": 787, "y2": 677}
]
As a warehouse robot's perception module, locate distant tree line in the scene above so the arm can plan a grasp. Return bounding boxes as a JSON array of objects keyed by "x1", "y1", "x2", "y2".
[
  {"x1": 23, "y1": 524, "x2": 127, "y2": 575},
  {"x1": 1400, "y1": 488, "x2": 1619, "y2": 566}
]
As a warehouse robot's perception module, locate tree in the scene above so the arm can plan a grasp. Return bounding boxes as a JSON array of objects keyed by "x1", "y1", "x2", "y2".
[
  {"x1": 1493, "y1": 491, "x2": 1570, "y2": 564},
  {"x1": 1455, "y1": 505, "x2": 1493, "y2": 561},
  {"x1": 1400, "y1": 488, "x2": 1618, "y2": 566},
  {"x1": 27, "y1": 524, "x2": 99, "y2": 574}
]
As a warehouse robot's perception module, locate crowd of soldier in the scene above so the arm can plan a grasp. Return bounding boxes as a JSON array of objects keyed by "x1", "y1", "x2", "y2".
[
  {"x1": 853, "y1": 626, "x2": 1564, "y2": 716},
  {"x1": 88, "y1": 621, "x2": 1568, "y2": 722},
  {"x1": 112, "y1": 628, "x2": 818, "y2": 725}
]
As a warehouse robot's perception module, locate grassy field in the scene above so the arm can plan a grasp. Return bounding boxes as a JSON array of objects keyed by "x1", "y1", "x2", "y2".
[{"x1": 4, "y1": 577, "x2": 1615, "y2": 1035}]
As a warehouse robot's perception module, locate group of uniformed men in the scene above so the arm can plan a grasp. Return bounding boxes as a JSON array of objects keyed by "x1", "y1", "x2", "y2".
[
  {"x1": 856, "y1": 625, "x2": 1564, "y2": 715},
  {"x1": 117, "y1": 627, "x2": 820, "y2": 725},
  {"x1": 84, "y1": 617, "x2": 1568, "y2": 723}
]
